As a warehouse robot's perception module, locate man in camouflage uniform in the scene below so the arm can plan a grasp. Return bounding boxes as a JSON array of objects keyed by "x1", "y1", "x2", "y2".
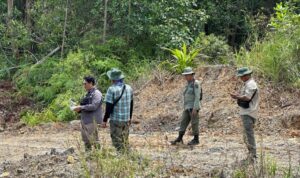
[
  {"x1": 171, "y1": 67, "x2": 201, "y2": 145},
  {"x1": 102, "y1": 68, "x2": 133, "y2": 152},
  {"x1": 230, "y1": 67, "x2": 259, "y2": 163}
]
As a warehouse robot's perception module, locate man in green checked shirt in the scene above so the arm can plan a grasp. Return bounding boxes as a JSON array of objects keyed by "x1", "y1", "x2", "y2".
[
  {"x1": 171, "y1": 67, "x2": 201, "y2": 146},
  {"x1": 102, "y1": 68, "x2": 133, "y2": 153}
]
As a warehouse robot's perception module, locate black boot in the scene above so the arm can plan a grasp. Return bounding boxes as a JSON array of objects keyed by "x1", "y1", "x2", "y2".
[
  {"x1": 170, "y1": 132, "x2": 184, "y2": 145},
  {"x1": 84, "y1": 143, "x2": 92, "y2": 152},
  {"x1": 188, "y1": 135, "x2": 199, "y2": 145}
]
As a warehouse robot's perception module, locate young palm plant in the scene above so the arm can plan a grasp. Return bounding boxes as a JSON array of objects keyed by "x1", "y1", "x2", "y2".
[{"x1": 162, "y1": 43, "x2": 201, "y2": 73}]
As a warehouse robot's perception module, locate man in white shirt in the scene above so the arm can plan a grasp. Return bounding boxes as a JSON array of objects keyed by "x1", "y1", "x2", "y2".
[{"x1": 230, "y1": 67, "x2": 259, "y2": 163}]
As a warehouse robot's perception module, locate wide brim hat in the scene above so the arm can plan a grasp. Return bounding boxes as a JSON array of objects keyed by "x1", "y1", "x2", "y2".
[
  {"x1": 182, "y1": 67, "x2": 195, "y2": 75},
  {"x1": 236, "y1": 67, "x2": 253, "y2": 77},
  {"x1": 107, "y1": 68, "x2": 125, "y2": 80}
]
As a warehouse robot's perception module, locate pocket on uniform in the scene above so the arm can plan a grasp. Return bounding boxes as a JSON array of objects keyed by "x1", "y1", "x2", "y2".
[{"x1": 187, "y1": 89, "x2": 194, "y2": 94}]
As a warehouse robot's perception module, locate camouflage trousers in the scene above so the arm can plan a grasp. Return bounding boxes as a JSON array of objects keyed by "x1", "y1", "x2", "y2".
[
  {"x1": 81, "y1": 121, "x2": 99, "y2": 151},
  {"x1": 179, "y1": 109, "x2": 199, "y2": 135},
  {"x1": 241, "y1": 115, "x2": 257, "y2": 158},
  {"x1": 110, "y1": 120, "x2": 130, "y2": 152}
]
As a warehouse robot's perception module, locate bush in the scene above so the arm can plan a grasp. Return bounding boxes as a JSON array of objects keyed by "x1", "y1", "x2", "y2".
[
  {"x1": 16, "y1": 47, "x2": 152, "y2": 125},
  {"x1": 192, "y1": 33, "x2": 233, "y2": 64},
  {"x1": 236, "y1": 2, "x2": 300, "y2": 87},
  {"x1": 13, "y1": 58, "x2": 59, "y2": 101},
  {"x1": 162, "y1": 43, "x2": 201, "y2": 73}
]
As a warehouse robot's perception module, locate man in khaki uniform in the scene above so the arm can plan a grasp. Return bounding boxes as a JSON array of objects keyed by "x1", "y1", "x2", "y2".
[
  {"x1": 171, "y1": 67, "x2": 201, "y2": 145},
  {"x1": 230, "y1": 67, "x2": 259, "y2": 163}
]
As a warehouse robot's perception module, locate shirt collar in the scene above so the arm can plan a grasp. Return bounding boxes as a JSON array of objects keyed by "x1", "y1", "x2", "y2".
[
  {"x1": 244, "y1": 78, "x2": 253, "y2": 84},
  {"x1": 88, "y1": 87, "x2": 96, "y2": 93}
]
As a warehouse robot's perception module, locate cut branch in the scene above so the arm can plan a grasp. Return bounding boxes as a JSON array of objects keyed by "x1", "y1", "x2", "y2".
[{"x1": 35, "y1": 46, "x2": 60, "y2": 66}]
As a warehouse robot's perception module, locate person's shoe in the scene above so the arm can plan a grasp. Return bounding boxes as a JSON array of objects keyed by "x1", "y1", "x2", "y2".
[
  {"x1": 187, "y1": 135, "x2": 199, "y2": 145},
  {"x1": 170, "y1": 132, "x2": 184, "y2": 145}
]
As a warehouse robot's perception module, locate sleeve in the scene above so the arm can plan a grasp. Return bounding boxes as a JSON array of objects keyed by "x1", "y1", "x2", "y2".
[
  {"x1": 193, "y1": 81, "x2": 201, "y2": 110},
  {"x1": 80, "y1": 90, "x2": 102, "y2": 111},
  {"x1": 130, "y1": 89, "x2": 133, "y2": 119},
  {"x1": 244, "y1": 82, "x2": 257, "y2": 98},
  {"x1": 103, "y1": 102, "x2": 113, "y2": 122},
  {"x1": 105, "y1": 87, "x2": 114, "y2": 104}
]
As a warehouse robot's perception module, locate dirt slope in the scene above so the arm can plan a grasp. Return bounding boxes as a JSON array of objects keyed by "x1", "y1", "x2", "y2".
[
  {"x1": 0, "y1": 81, "x2": 31, "y2": 131},
  {"x1": 133, "y1": 65, "x2": 300, "y2": 136}
]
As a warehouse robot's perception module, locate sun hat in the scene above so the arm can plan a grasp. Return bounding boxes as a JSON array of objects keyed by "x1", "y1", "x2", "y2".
[
  {"x1": 236, "y1": 67, "x2": 253, "y2": 77},
  {"x1": 182, "y1": 67, "x2": 195, "y2": 75},
  {"x1": 107, "y1": 68, "x2": 125, "y2": 80}
]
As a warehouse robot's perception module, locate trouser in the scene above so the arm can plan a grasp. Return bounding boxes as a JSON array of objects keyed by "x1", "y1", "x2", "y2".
[
  {"x1": 81, "y1": 121, "x2": 99, "y2": 151},
  {"x1": 179, "y1": 109, "x2": 199, "y2": 135},
  {"x1": 241, "y1": 115, "x2": 257, "y2": 158},
  {"x1": 110, "y1": 120, "x2": 130, "y2": 152}
]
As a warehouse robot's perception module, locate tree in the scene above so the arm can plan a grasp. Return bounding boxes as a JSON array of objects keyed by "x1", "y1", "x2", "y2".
[
  {"x1": 7, "y1": 0, "x2": 19, "y2": 59},
  {"x1": 103, "y1": 0, "x2": 108, "y2": 43}
]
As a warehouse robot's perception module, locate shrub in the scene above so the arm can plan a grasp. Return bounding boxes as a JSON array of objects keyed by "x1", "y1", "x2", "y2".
[
  {"x1": 16, "y1": 47, "x2": 152, "y2": 125},
  {"x1": 192, "y1": 33, "x2": 233, "y2": 64},
  {"x1": 162, "y1": 43, "x2": 201, "y2": 73},
  {"x1": 236, "y1": 1, "x2": 300, "y2": 87}
]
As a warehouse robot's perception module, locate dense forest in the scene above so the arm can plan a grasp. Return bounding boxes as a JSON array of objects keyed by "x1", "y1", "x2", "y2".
[{"x1": 0, "y1": 0, "x2": 299, "y2": 125}]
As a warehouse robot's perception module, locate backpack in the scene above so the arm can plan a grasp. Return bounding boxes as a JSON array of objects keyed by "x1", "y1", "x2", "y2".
[{"x1": 193, "y1": 80, "x2": 203, "y2": 101}]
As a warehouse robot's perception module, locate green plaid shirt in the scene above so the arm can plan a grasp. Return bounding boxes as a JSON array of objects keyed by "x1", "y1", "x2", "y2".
[{"x1": 105, "y1": 83, "x2": 133, "y2": 122}]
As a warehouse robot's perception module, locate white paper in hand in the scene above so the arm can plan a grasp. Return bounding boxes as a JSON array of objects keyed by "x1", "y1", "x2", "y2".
[{"x1": 70, "y1": 99, "x2": 77, "y2": 111}]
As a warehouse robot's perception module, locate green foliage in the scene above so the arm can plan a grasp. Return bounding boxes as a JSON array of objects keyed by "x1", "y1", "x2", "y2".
[
  {"x1": 109, "y1": 0, "x2": 207, "y2": 49},
  {"x1": 266, "y1": 157, "x2": 278, "y2": 176},
  {"x1": 192, "y1": 33, "x2": 233, "y2": 64},
  {"x1": 236, "y1": 1, "x2": 300, "y2": 87},
  {"x1": 16, "y1": 47, "x2": 152, "y2": 125},
  {"x1": 22, "y1": 110, "x2": 57, "y2": 126},
  {"x1": 270, "y1": 1, "x2": 300, "y2": 31},
  {"x1": 198, "y1": 0, "x2": 276, "y2": 47},
  {"x1": 14, "y1": 58, "x2": 59, "y2": 100},
  {"x1": 80, "y1": 147, "x2": 155, "y2": 177},
  {"x1": 283, "y1": 166, "x2": 293, "y2": 178},
  {"x1": 231, "y1": 154, "x2": 299, "y2": 178},
  {"x1": 162, "y1": 43, "x2": 201, "y2": 73},
  {"x1": 233, "y1": 168, "x2": 246, "y2": 178},
  {"x1": 2, "y1": 20, "x2": 31, "y2": 48},
  {"x1": 16, "y1": 51, "x2": 91, "y2": 125}
]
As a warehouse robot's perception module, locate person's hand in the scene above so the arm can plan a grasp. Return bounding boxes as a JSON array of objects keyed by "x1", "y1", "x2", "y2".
[
  {"x1": 128, "y1": 120, "x2": 132, "y2": 126},
  {"x1": 102, "y1": 122, "x2": 107, "y2": 128},
  {"x1": 192, "y1": 108, "x2": 197, "y2": 117},
  {"x1": 230, "y1": 93, "x2": 238, "y2": 99},
  {"x1": 73, "y1": 106, "x2": 81, "y2": 112}
]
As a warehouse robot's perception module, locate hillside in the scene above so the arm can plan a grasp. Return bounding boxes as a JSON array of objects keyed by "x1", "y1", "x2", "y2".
[{"x1": 133, "y1": 65, "x2": 300, "y2": 136}]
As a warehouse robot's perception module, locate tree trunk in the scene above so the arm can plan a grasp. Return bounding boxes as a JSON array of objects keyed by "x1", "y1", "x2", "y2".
[
  {"x1": 7, "y1": 0, "x2": 19, "y2": 59},
  {"x1": 102, "y1": 0, "x2": 108, "y2": 43},
  {"x1": 7, "y1": 0, "x2": 13, "y2": 18},
  {"x1": 126, "y1": 0, "x2": 131, "y2": 42},
  {"x1": 61, "y1": 0, "x2": 69, "y2": 59},
  {"x1": 25, "y1": 0, "x2": 31, "y2": 29}
]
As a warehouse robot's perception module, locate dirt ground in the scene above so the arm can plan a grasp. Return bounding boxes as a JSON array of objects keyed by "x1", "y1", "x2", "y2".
[
  {"x1": 0, "y1": 124, "x2": 299, "y2": 177},
  {"x1": 0, "y1": 66, "x2": 300, "y2": 177}
]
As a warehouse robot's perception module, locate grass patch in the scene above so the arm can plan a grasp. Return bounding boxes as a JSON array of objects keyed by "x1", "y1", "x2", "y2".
[{"x1": 79, "y1": 146, "x2": 161, "y2": 178}]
